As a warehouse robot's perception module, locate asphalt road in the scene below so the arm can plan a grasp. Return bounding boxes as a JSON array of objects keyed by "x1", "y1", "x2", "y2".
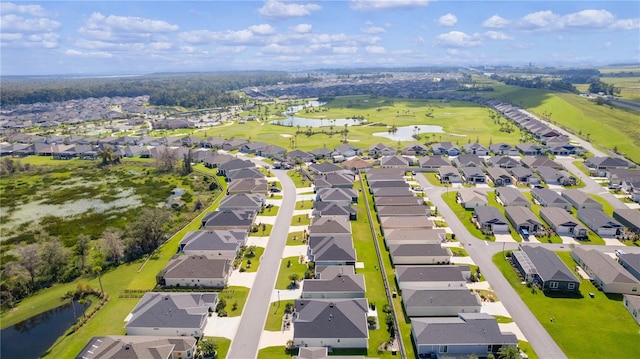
[{"x1": 227, "y1": 166, "x2": 296, "y2": 359}]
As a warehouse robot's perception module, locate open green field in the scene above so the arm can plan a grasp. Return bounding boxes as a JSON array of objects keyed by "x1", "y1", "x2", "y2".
[
  {"x1": 474, "y1": 78, "x2": 640, "y2": 164},
  {"x1": 493, "y1": 251, "x2": 640, "y2": 359},
  {"x1": 216, "y1": 97, "x2": 524, "y2": 153}
]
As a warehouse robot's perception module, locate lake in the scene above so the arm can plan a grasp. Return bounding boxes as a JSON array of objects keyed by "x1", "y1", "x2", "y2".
[
  {"x1": 373, "y1": 125, "x2": 445, "y2": 141},
  {"x1": 1, "y1": 300, "x2": 90, "y2": 358},
  {"x1": 270, "y1": 116, "x2": 361, "y2": 128}
]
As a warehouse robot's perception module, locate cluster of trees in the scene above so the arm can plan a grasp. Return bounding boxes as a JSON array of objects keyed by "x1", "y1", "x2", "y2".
[
  {"x1": 0, "y1": 207, "x2": 172, "y2": 309},
  {"x1": 587, "y1": 80, "x2": 621, "y2": 96},
  {"x1": 489, "y1": 74, "x2": 578, "y2": 93},
  {"x1": 0, "y1": 158, "x2": 40, "y2": 176},
  {"x1": 1, "y1": 71, "x2": 315, "y2": 107}
]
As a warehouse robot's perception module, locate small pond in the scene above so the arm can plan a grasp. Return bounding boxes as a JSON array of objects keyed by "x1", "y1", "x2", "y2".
[
  {"x1": 270, "y1": 116, "x2": 362, "y2": 128},
  {"x1": 1, "y1": 300, "x2": 90, "y2": 358},
  {"x1": 373, "y1": 125, "x2": 445, "y2": 141}
]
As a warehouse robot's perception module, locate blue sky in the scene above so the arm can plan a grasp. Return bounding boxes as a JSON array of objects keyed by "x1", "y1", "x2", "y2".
[{"x1": 1, "y1": 1, "x2": 638, "y2": 75}]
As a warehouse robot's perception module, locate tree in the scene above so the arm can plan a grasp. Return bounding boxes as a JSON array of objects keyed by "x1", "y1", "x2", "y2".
[
  {"x1": 126, "y1": 207, "x2": 172, "y2": 257},
  {"x1": 16, "y1": 243, "x2": 41, "y2": 289},
  {"x1": 497, "y1": 345, "x2": 520, "y2": 359},
  {"x1": 155, "y1": 147, "x2": 177, "y2": 172},
  {"x1": 39, "y1": 236, "x2": 71, "y2": 283},
  {"x1": 288, "y1": 273, "x2": 300, "y2": 288},
  {"x1": 93, "y1": 266, "x2": 104, "y2": 295},
  {"x1": 99, "y1": 228, "x2": 125, "y2": 263},
  {"x1": 182, "y1": 149, "x2": 193, "y2": 175},
  {"x1": 200, "y1": 339, "x2": 217, "y2": 357},
  {"x1": 75, "y1": 234, "x2": 91, "y2": 273}
]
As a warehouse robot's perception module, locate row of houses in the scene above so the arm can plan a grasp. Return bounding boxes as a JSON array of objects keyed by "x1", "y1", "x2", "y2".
[{"x1": 510, "y1": 245, "x2": 640, "y2": 326}]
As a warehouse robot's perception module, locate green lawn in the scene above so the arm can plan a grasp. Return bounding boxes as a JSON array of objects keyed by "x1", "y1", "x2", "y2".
[
  {"x1": 487, "y1": 191, "x2": 522, "y2": 242},
  {"x1": 449, "y1": 247, "x2": 469, "y2": 257},
  {"x1": 423, "y1": 172, "x2": 445, "y2": 187},
  {"x1": 286, "y1": 231, "x2": 306, "y2": 246},
  {"x1": 257, "y1": 346, "x2": 295, "y2": 359},
  {"x1": 264, "y1": 300, "x2": 294, "y2": 331},
  {"x1": 250, "y1": 223, "x2": 273, "y2": 237},
  {"x1": 235, "y1": 246, "x2": 264, "y2": 273},
  {"x1": 588, "y1": 194, "x2": 615, "y2": 216},
  {"x1": 259, "y1": 205, "x2": 280, "y2": 216},
  {"x1": 287, "y1": 169, "x2": 311, "y2": 188},
  {"x1": 290, "y1": 214, "x2": 311, "y2": 226},
  {"x1": 442, "y1": 191, "x2": 494, "y2": 241},
  {"x1": 200, "y1": 337, "x2": 231, "y2": 359},
  {"x1": 493, "y1": 251, "x2": 640, "y2": 359},
  {"x1": 274, "y1": 256, "x2": 307, "y2": 290},
  {"x1": 217, "y1": 286, "x2": 251, "y2": 317},
  {"x1": 295, "y1": 200, "x2": 313, "y2": 210}
]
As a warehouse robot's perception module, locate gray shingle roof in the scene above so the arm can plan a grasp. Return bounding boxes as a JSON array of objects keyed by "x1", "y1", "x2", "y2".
[
  {"x1": 161, "y1": 256, "x2": 232, "y2": 280},
  {"x1": 403, "y1": 289, "x2": 481, "y2": 308},
  {"x1": 396, "y1": 265, "x2": 469, "y2": 282},
  {"x1": 520, "y1": 245, "x2": 579, "y2": 283},
  {"x1": 573, "y1": 247, "x2": 640, "y2": 285},
  {"x1": 75, "y1": 336, "x2": 197, "y2": 359},
  {"x1": 294, "y1": 298, "x2": 369, "y2": 339},
  {"x1": 389, "y1": 244, "x2": 450, "y2": 257},
  {"x1": 125, "y1": 292, "x2": 215, "y2": 330},
  {"x1": 180, "y1": 229, "x2": 245, "y2": 252},
  {"x1": 412, "y1": 313, "x2": 517, "y2": 345}
]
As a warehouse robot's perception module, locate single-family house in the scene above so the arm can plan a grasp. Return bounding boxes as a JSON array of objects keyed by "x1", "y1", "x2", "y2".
[
  {"x1": 302, "y1": 266, "x2": 366, "y2": 299},
  {"x1": 371, "y1": 187, "x2": 415, "y2": 197},
  {"x1": 342, "y1": 156, "x2": 373, "y2": 172},
  {"x1": 240, "y1": 141, "x2": 268, "y2": 154},
  {"x1": 201, "y1": 137, "x2": 226, "y2": 149},
  {"x1": 485, "y1": 156, "x2": 520, "y2": 169},
  {"x1": 286, "y1": 149, "x2": 315, "y2": 163},
  {"x1": 203, "y1": 153, "x2": 235, "y2": 168},
  {"x1": 312, "y1": 202, "x2": 357, "y2": 220},
  {"x1": 419, "y1": 155, "x2": 451, "y2": 171},
  {"x1": 459, "y1": 166, "x2": 486, "y2": 184},
  {"x1": 379, "y1": 216, "x2": 434, "y2": 231},
  {"x1": 222, "y1": 138, "x2": 249, "y2": 151},
  {"x1": 456, "y1": 189, "x2": 488, "y2": 209},
  {"x1": 473, "y1": 207, "x2": 510, "y2": 234},
  {"x1": 520, "y1": 156, "x2": 563, "y2": 170},
  {"x1": 388, "y1": 243, "x2": 451, "y2": 265},
  {"x1": 623, "y1": 294, "x2": 640, "y2": 326},
  {"x1": 531, "y1": 188, "x2": 572, "y2": 211},
  {"x1": 561, "y1": 189, "x2": 603, "y2": 210},
  {"x1": 369, "y1": 142, "x2": 397, "y2": 157},
  {"x1": 512, "y1": 245, "x2": 580, "y2": 291},
  {"x1": 227, "y1": 178, "x2": 268, "y2": 195},
  {"x1": 376, "y1": 205, "x2": 429, "y2": 218},
  {"x1": 485, "y1": 167, "x2": 513, "y2": 186},
  {"x1": 539, "y1": 207, "x2": 588, "y2": 239},
  {"x1": 316, "y1": 188, "x2": 358, "y2": 205},
  {"x1": 452, "y1": 154, "x2": 484, "y2": 168},
  {"x1": 437, "y1": 166, "x2": 462, "y2": 184},
  {"x1": 618, "y1": 253, "x2": 640, "y2": 281},
  {"x1": 374, "y1": 196, "x2": 423, "y2": 207},
  {"x1": 509, "y1": 166, "x2": 539, "y2": 185},
  {"x1": 309, "y1": 162, "x2": 345, "y2": 175},
  {"x1": 613, "y1": 209, "x2": 640, "y2": 234},
  {"x1": 382, "y1": 228, "x2": 446, "y2": 246},
  {"x1": 334, "y1": 144, "x2": 361, "y2": 158},
  {"x1": 412, "y1": 313, "x2": 518, "y2": 358},
  {"x1": 201, "y1": 209, "x2": 255, "y2": 231},
  {"x1": 380, "y1": 155, "x2": 409, "y2": 168},
  {"x1": 577, "y1": 208, "x2": 624, "y2": 237},
  {"x1": 308, "y1": 216, "x2": 352, "y2": 236},
  {"x1": 505, "y1": 206, "x2": 544, "y2": 236},
  {"x1": 216, "y1": 159, "x2": 255, "y2": 176},
  {"x1": 402, "y1": 143, "x2": 429, "y2": 156},
  {"x1": 572, "y1": 247, "x2": 640, "y2": 295},
  {"x1": 585, "y1": 157, "x2": 632, "y2": 176},
  {"x1": 431, "y1": 142, "x2": 461, "y2": 156},
  {"x1": 536, "y1": 166, "x2": 576, "y2": 186},
  {"x1": 313, "y1": 172, "x2": 355, "y2": 191},
  {"x1": 309, "y1": 148, "x2": 333, "y2": 160},
  {"x1": 307, "y1": 234, "x2": 357, "y2": 266},
  {"x1": 489, "y1": 143, "x2": 519, "y2": 156},
  {"x1": 125, "y1": 292, "x2": 217, "y2": 337},
  {"x1": 495, "y1": 187, "x2": 530, "y2": 208},
  {"x1": 258, "y1": 144, "x2": 287, "y2": 158},
  {"x1": 516, "y1": 142, "x2": 543, "y2": 156},
  {"x1": 462, "y1": 142, "x2": 489, "y2": 156},
  {"x1": 179, "y1": 229, "x2": 245, "y2": 259},
  {"x1": 75, "y1": 336, "x2": 197, "y2": 359},
  {"x1": 218, "y1": 193, "x2": 265, "y2": 212},
  {"x1": 396, "y1": 265, "x2": 470, "y2": 291},
  {"x1": 402, "y1": 289, "x2": 481, "y2": 317},
  {"x1": 225, "y1": 167, "x2": 264, "y2": 182},
  {"x1": 158, "y1": 256, "x2": 232, "y2": 288},
  {"x1": 293, "y1": 298, "x2": 369, "y2": 349}
]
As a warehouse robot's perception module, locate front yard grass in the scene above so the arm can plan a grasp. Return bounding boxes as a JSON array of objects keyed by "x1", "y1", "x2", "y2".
[
  {"x1": 263, "y1": 300, "x2": 294, "y2": 331},
  {"x1": 235, "y1": 246, "x2": 264, "y2": 273},
  {"x1": 493, "y1": 251, "x2": 640, "y2": 359},
  {"x1": 200, "y1": 337, "x2": 231, "y2": 359},
  {"x1": 287, "y1": 169, "x2": 311, "y2": 188},
  {"x1": 295, "y1": 199, "x2": 313, "y2": 210},
  {"x1": 422, "y1": 172, "x2": 445, "y2": 187},
  {"x1": 286, "y1": 231, "x2": 306, "y2": 246},
  {"x1": 442, "y1": 191, "x2": 494, "y2": 241},
  {"x1": 217, "y1": 286, "x2": 251, "y2": 317},
  {"x1": 274, "y1": 256, "x2": 307, "y2": 290},
  {"x1": 290, "y1": 214, "x2": 311, "y2": 226},
  {"x1": 258, "y1": 205, "x2": 279, "y2": 216},
  {"x1": 250, "y1": 223, "x2": 273, "y2": 237}
]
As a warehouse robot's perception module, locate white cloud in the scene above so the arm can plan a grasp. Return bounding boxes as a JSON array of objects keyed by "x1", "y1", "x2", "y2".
[
  {"x1": 361, "y1": 26, "x2": 385, "y2": 34},
  {"x1": 414, "y1": 36, "x2": 425, "y2": 45},
  {"x1": 290, "y1": 23, "x2": 312, "y2": 34},
  {"x1": 0, "y1": 2, "x2": 47, "y2": 17},
  {"x1": 482, "y1": 15, "x2": 510, "y2": 28},
  {"x1": 177, "y1": 29, "x2": 257, "y2": 45},
  {"x1": 519, "y1": 10, "x2": 560, "y2": 30},
  {"x1": 434, "y1": 31, "x2": 482, "y2": 48},
  {"x1": 562, "y1": 9, "x2": 614, "y2": 28},
  {"x1": 484, "y1": 31, "x2": 512, "y2": 40},
  {"x1": 437, "y1": 13, "x2": 458, "y2": 27},
  {"x1": 65, "y1": 49, "x2": 113, "y2": 58},
  {"x1": 258, "y1": 1, "x2": 321, "y2": 20},
  {"x1": 365, "y1": 45, "x2": 386, "y2": 54},
  {"x1": 351, "y1": 0, "x2": 430, "y2": 11},
  {"x1": 260, "y1": 43, "x2": 297, "y2": 54},
  {"x1": 248, "y1": 24, "x2": 276, "y2": 35},
  {"x1": 333, "y1": 46, "x2": 358, "y2": 54},
  {"x1": 0, "y1": 14, "x2": 61, "y2": 32},
  {"x1": 609, "y1": 19, "x2": 640, "y2": 31},
  {"x1": 514, "y1": 9, "x2": 638, "y2": 32},
  {"x1": 82, "y1": 12, "x2": 178, "y2": 34}
]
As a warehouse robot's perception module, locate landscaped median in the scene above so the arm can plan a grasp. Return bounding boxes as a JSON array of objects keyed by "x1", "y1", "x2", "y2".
[{"x1": 493, "y1": 251, "x2": 640, "y2": 359}]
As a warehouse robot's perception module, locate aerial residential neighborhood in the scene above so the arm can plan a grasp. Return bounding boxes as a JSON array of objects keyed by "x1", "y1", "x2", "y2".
[{"x1": 2, "y1": 1, "x2": 640, "y2": 359}]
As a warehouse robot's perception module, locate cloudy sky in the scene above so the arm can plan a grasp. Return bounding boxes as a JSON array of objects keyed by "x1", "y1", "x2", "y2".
[{"x1": 1, "y1": 0, "x2": 638, "y2": 75}]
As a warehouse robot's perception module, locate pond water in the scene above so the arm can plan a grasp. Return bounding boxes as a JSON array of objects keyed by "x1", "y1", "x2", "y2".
[
  {"x1": 270, "y1": 116, "x2": 361, "y2": 128},
  {"x1": 373, "y1": 125, "x2": 445, "y2": 141},
  {"x1": 1, "y1": 300, "x2": 90, "y2": 358}
]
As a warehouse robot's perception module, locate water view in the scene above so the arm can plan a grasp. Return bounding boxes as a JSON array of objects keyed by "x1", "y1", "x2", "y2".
[
  {"x1": 271, "y1": 101, "x2": 363, "y2": 127},
  {"x1": 1, "y1": 300, "x2": 90, "y2": 358},
  {"x1": 373, "y1": 125, "x2": 445, "y2": 141}
]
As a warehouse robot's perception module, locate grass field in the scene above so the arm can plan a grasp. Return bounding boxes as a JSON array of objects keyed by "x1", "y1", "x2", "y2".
[
  {"x1": 442, "y1": 191, "x2": 494, "y2": 241},
  {"x1": 274, "y1": 256, "x2": 307, "y2": 290},
  {"x1": 474, "y1": 78, "x2": 640, "y2": 164},
  {"x1": 493, "y1": 251, "x2": 640, "y2": 359}
]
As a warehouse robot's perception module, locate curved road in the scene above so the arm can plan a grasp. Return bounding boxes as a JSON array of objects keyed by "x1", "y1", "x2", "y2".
[{"x1": 227, "y1": 165, "x2": 297, "y2": 359}]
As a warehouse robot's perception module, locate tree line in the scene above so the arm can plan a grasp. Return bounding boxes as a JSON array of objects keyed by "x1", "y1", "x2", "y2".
[
  {"x1": 0, "y1": 71, "x2": 316, "y2": 107},
  {"x1": 489, "y1": 74, "x2": 579, "y2": 93}
]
